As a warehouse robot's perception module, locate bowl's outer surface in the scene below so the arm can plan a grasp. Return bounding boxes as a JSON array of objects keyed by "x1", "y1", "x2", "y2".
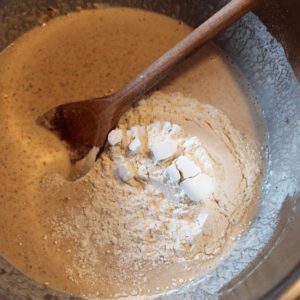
[
  {"x1": 0, "y1": 1, "x2": 299, "y2": 299},
  {"x1": 255, "y1": 0, "x2": 300, "y2": 81}
]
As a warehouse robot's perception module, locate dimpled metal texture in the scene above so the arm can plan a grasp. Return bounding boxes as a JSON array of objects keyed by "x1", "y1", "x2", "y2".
[{"x1": 0, "y1": 0, "x2": 299, "y2": 299}]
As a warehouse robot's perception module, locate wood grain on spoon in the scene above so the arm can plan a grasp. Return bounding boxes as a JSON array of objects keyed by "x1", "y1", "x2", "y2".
[{"x1": 39, "y1": 0, "x2": 258, "y2": 154}]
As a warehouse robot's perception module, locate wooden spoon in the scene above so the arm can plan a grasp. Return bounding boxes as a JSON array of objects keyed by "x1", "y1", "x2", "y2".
[{"x1": 39, "y1": 0, "x2": 258, "y2": 159}]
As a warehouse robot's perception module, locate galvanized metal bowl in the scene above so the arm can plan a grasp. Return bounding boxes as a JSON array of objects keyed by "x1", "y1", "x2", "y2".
[{"x1": 0, "y1": 1, "x2": 299, "y2": 299}]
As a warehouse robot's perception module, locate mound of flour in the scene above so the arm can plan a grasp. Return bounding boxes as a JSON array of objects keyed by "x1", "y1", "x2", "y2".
[{"x1": 50, "y1": 92, "x2": 260, "y2": 295}]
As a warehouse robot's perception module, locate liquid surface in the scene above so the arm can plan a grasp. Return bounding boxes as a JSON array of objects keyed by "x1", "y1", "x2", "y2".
[{"x1": 0, "y1": 7, "x2": 262, "y2": 298}]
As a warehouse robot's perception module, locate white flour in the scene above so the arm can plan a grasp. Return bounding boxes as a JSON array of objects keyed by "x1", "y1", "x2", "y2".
[
  {"x1": 50, "y1": 92, "x2": 260, "y2": 295},
  {"x1": 109, "y1": 119, "x2": 215, "y2": 257}
]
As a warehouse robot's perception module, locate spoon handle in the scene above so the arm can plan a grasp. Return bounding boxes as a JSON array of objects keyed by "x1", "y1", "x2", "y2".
[{"x1": 113, "y1": 0, "x2": 258, "y2": 111}]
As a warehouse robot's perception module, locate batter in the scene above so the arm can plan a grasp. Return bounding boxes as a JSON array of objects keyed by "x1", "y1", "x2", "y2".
[{"x1": 0, "y1": 7, "x2": 262, "y2": 298}]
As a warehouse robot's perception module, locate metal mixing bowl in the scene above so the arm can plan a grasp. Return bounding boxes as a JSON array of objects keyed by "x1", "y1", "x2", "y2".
[{"x1": 0, "y1": 0, "x2": 299, "y2": 299}]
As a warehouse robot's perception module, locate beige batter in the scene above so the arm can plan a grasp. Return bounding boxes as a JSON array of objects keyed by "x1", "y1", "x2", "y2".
[{"x1": 0, "y1": 7, "x2": 262, "y2": 299}]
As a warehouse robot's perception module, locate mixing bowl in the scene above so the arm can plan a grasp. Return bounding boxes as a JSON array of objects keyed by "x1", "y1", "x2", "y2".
[{"x1": 0, "y1": 0, "x2": 299, "y2": 299}]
